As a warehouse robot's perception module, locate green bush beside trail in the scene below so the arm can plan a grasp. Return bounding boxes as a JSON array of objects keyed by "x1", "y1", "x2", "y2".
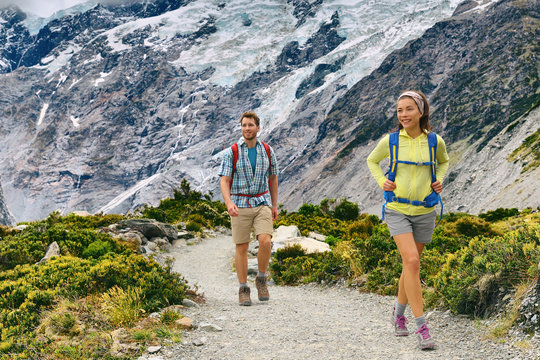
[{"x1": 271, "y1": 199, "x2": 540, "y2": 322}]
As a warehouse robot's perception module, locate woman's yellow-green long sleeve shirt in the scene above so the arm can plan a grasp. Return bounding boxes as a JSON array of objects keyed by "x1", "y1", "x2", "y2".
[{"x1": 367, "y1": 130, "x2": 450, "y2": 216}]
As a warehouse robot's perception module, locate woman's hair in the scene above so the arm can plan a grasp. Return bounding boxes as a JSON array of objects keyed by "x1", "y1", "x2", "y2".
[{"x1": 397, "y1": 90, "x2": 432, "y2": 133}]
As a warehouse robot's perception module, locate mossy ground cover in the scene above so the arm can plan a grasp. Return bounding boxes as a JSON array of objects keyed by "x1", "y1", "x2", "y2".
[{"x1": 272, "y1": 200, "x2": 540, "y2": 330}]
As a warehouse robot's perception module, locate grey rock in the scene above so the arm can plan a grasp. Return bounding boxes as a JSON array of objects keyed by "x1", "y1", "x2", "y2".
[
  {"x1": 37, "y1": 241, "x2": 60, "y2": 264},
  {"x1": 147, "y1": 346, "x2": 161, "y2": 354},
  {"x1": 177, "y1": 231, "x2": 193, "y2": 240},
  {"x1": 247, "y1": 258, "x2": 258, "y2": 275},
  {"x1": 199, "y1": 323, "x2": 223, "y2": 332},
  {"x1": 118, "y1": 219, "x2": 177, "y2": 241},
  {"x1": 115, "y1": 231, "x2": 145, "y2": 247},
  {"x1": 182, "y1": 299, "x2": 199, "y2": 308},
  {"x1": 192, "y1": 337, "x2": 206, "y2": 347}
]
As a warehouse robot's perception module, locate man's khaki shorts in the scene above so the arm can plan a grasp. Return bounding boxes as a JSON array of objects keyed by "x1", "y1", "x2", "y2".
[{"x1": 230, "y1": 205, "x2": 273, "y2": 244}]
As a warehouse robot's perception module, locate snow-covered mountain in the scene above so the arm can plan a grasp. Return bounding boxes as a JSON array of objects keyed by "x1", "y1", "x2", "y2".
[{"x1": 0, "y1": 0, "x2": 537, "y2": 222}]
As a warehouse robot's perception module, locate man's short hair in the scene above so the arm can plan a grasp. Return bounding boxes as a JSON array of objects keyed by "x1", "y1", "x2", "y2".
[{"x1": 240, "y1": 111, "x2": 260, "y2": 126}]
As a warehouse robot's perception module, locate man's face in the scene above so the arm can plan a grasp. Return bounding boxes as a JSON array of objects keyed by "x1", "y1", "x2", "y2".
[{"x1": 241, "y1": 117, "x2": 259, "y2": 141}]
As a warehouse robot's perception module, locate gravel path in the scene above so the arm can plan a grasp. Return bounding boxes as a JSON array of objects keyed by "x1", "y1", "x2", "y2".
[{"x1": 153, "y1": 234, "x2": 539, "y2": 360}]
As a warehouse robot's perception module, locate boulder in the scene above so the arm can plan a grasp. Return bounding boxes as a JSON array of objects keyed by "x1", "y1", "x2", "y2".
[
  {"x1": 272, "y1": 225, "x2": 330, "y2": 254},
  {"x1": 308, "y1": 231, "x2": 327, "y2": 242},
  {"x1": 37, "y1": 241, "x2": 60, "y2": 264},
  {"x1": 273, "y1": 237, "x2": 330, "y2": 254},
  {"x1": 116, "y1": 231, "x2": 145, "y2": 247},
  {"x1": 273, "y1": 225, "x2": 301, "y2": 239},
  {"x1": 177, "y1": 230, "x2": 193, "y2": 239},
  {"x1": 151, "y1": 237, "x2": 170, "y2": 251},
  {"x1": 118, "y1": 219, "x2": 177, "y2": 241}
]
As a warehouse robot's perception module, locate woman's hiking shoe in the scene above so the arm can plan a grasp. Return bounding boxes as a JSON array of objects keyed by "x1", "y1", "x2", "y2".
[
  {"x1": 391, "y1": 306, "x2": 409, "y2": 336},
  {"x1": 416, "y1": 323, "x2": 436, "y2": 350},
  {"x1": 238, "y1": 286, "x2": 252, "y2": 306},
  {"x1": 255, "y1": 276, "x2": 270, "y2": 301}
]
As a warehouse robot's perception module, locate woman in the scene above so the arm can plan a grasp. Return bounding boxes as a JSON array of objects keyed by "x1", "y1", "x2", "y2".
[{"x1": 366, "y1": 90, "x2": 449, "y2": 350}]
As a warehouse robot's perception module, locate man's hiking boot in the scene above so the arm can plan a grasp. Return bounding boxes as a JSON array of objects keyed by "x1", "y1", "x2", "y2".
[
  {"x1": 238, "y1": 286, "x2": 251, "y2": 306},
  {"x1": 416, "y1": 323, "x2": 436, "y2": 350},
  {"x1": 255, "y1": 276, "x2": 269, "y2": 301},
  {"x1": 391, "y1": 306, "x2": 409, "y2": 336}
]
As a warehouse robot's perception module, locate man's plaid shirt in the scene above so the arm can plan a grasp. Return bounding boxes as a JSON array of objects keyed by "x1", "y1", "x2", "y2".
[{"x1": 219, "y1": 138, "x2": 279, "y2": 208}]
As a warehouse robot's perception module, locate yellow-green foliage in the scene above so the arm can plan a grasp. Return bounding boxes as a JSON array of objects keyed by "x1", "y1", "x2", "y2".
[
  {"x1": 101, "y1": 286, "x2": 145, "y2": 327},
  {"x1": 272, "y1": 206, "x2": 540, "y2": 320},
  {"x1": 0, "y1": 212, "x2": 188, "y2": 359},
  {"x1": 509, "y1": 127, "x2": 540, "y2": 172},
  {"x1": 140, "y1": 179, "x2": 229, "y2": 228}
]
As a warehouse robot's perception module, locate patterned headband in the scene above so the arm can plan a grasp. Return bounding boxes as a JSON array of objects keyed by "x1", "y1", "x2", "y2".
[{"x1": 398, "y1": 91, "x2": 424, "y2": 115}]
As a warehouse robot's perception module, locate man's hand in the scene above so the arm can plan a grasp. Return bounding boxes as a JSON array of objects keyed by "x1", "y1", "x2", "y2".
[
  {"x1": 382, "y1": 179, "x2": 396, "y2": 192},
  {"x1": 431, "y1": 181, "x2": 443, "y2": 194},
  {"x1": 272, "y1": 206, "x2": 279, "y2": 221},
  {"x1": 226, "y1": 201, "x2": 239, "y2": 217}
]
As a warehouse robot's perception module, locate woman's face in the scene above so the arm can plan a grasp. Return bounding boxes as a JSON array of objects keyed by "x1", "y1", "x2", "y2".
[{"x1": 397, "y1": 97, "x2": 421, "y2": 132}]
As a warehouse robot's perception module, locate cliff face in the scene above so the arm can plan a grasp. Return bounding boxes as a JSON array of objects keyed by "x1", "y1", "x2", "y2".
[{"x1": 275, "y1": 0, "x2": 540, "y2": 214}]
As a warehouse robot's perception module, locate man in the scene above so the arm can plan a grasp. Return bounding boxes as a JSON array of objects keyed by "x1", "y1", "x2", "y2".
[{"x1": 219, "y1": 111, "x2": 279, "y2": 306}]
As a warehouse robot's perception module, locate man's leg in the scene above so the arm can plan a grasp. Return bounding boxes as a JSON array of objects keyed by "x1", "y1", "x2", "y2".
[
  {"x1": 235, "y1": 242, "x2": 250, "y2": 284},
  {"x1": 257, "y1": 233, "x2": 272, "y2": 274},
  {"x1": 253, "y1": 206, "x2": 273, "y2": 301}
]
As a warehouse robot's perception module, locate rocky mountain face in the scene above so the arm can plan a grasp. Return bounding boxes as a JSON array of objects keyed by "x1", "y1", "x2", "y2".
[
  {"x1": 275, "y1": 0, "x2": 540, "y2": 214},
  {"x1": 0, "y1": 0, "x2": 537, "y2": 222}
]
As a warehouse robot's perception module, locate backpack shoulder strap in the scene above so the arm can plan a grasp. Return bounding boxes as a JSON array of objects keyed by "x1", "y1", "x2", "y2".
[
  {"x1": 260, "y1": 141, "x2": 272, "y2": 169},
  {"x1": 230, "y1": 143, "x2": 239, "y2": 190},
  {"x1": 231, "y1": 143, "x2": 239, "y2": 173},
  {"x1": 387, "y1": 132, "x2": 400, "y2": 182},
  {"x1": 427, "y1": 132, "x2": 437, "y2": 183}
]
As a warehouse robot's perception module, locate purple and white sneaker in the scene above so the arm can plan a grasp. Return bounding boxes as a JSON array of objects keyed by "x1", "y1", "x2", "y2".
[
  {"x1": 391, "y1": 306, "x2": 409, "y2": 336},
  {"x1": 416, "y1": 323, "x2": 436, "y2": 350}
]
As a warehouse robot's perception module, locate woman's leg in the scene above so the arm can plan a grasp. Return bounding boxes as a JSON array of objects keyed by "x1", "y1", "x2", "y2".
[{"x1": 394, "y1": 233, "x2": 425, "y2": 318}]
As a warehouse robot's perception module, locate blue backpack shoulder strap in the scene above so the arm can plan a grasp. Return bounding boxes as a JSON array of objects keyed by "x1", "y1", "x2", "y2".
[
  {"x1": 427, "y1": 132, "x2": 437, "y2": 183},
  {"x1": 387, "y1": 132, "x2": 400, "y2": 182}
]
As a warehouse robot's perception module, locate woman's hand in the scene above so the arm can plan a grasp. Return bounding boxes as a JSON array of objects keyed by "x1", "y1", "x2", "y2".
[
  {"x1": 383, "y1": 180, "x2": 396, "y2": 192},
  {"x1": 431, "y1": 181, "x2": 442, "y2": 194}
]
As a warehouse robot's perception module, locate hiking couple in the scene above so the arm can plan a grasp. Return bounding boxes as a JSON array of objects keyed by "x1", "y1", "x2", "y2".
[{"x1": 219, "y1": 90, "x2": 449, "y2": 351}]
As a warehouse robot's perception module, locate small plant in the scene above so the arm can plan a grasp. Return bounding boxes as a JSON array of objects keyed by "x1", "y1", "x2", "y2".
[
  {"x1": 101, "y1": 286, "x2": 145, "y2": 327},
  {"x1": 160, "y1": 309, "x2": 181, "y2": 325},
  {"x1": 132, "y1": 329, "x2": 153, "y2": 343}
]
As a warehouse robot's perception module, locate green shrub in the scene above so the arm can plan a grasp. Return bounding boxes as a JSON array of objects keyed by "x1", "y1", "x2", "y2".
[
  {"x1": 82, "y1": 240, "x2": 113, "y2": 259},
  {"x1": 140, "y1": 179, "x2": 228, "y2": 228},
  {"x1": 324, "y1": 236, "x2": 341, "y2": 247},
  {"x1": 479, "y1": 208, "x2": 520, "y2": 222},
  {"x1": 428, "y1": 226, "x2": 540, "y2": 316},
  {"x1": 333, "y1": 199, "x2": 359, "y2": 221},
  {"x1": 298, "y1": 204, "x2": 323, "y2": 217},
  {"x1": 185, "y1": 221, "x2": 202, "y2": 232}
]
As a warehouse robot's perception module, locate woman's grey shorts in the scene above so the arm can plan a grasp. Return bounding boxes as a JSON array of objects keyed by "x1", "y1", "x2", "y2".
[{"x1": 384, "y1": 209, "x2": 436, "y2": 244}]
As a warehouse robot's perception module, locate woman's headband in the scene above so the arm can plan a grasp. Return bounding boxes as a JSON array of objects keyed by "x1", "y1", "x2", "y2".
[{"x1": 398, "y1": 91, "x2": 424, "y2": 115}]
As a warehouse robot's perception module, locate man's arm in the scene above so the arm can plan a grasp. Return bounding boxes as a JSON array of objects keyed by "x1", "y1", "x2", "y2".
[
  {"x1": 269, "y1": 174, "x2": 278, "y2": 221},
  {"x1": 220, "y1": 176, "x2": 239, "y2": 216}
]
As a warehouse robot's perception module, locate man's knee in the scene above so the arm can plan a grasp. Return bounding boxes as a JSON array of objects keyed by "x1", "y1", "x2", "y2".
[
  {"x1": 236, "y1": 242, "x2": 249, "y2": 255},
  {"x1": 257, "y1": 234, "x2": 272, "y2": 246}
]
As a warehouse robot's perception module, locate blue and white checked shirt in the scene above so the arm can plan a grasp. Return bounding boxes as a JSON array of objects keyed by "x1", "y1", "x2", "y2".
[{"x1": 219, "y1": 138, "x2": 279, "y2": 208}]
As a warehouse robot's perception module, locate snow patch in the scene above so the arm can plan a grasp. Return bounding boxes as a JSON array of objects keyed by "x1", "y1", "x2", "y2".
[
  {"x1": 461, "y1": 0, "x2": 501, "y2": 14},
  {"x1": 37, "y1": 103, "x2": 49, "y2": 126},
  {"x1": 68, "y1": 78, "x2": 82, "y2": 90},
  {"x1": 94, "y1": 72, "x2": 111, "y2": 87},
  {"x1": 98, "y1": 173, "x2": 161, "y2": 214},
  {"x1": 70, "y1": 115, "x2": 80, "y2": 127}
]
